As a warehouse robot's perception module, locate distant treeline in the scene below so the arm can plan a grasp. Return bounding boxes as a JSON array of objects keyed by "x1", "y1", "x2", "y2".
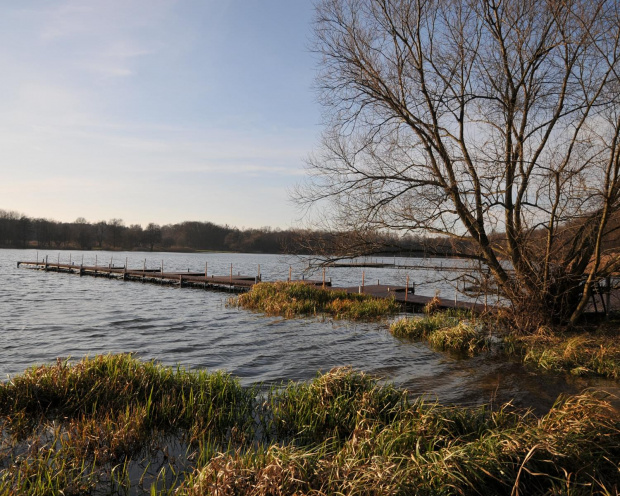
[{"x1": 0, "y1": 209, "x2": 472, "y2": 256}]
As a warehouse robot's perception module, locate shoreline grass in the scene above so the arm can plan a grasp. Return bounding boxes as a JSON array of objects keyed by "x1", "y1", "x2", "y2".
[
  {"x1": 1, "y1": 355, "x2": 619, "y2": 495},
  {"x1": 228, "y1": 281, "x2": 400, "y2": 320},
  {"x1": 505, "y1": 326, "x2": 620, "y2": 379},
  {"x1": 392, "y1": 310, "x2": 620, "y2": 378},
  {"x1": 390, "y1": 310, "x2": 492, "y2": 356}
]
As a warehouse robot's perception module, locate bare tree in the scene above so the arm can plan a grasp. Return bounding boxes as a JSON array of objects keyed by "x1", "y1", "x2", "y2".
[{"x1": 299, "y1": 0, "x2": 620, "y2": 327}]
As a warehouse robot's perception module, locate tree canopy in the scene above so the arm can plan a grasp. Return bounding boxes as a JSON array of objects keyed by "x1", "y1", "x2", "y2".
[{"x1": 300, "y1": 0, "x2": 620, "y2": 327}]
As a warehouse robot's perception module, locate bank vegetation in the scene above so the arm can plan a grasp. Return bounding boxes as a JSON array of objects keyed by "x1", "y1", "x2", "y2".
[{"x1": 1, "y1": 355, "x2": 618, "y2": 495}]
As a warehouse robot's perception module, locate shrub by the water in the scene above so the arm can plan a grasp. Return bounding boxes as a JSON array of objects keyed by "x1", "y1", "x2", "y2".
[{"x1": 228, "y1": 281, "x2": 399, "y2": 320}]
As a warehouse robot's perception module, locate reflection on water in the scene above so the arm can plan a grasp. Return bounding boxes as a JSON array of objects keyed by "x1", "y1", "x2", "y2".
[{"x1": 0, "y1": 248, "x2": 614, "y2": 413}]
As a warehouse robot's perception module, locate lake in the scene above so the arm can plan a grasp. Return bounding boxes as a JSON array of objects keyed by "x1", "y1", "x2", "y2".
[{"x1": 0, "y1": 248, "x2": 610, "y2": 413}]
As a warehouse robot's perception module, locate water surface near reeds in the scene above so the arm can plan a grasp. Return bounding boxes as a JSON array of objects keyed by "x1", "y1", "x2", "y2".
[{"x1": 1, "y1": 248, "x2": 615, "y2": 413}]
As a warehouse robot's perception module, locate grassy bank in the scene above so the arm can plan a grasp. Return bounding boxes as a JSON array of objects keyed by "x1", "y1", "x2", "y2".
[
  {"x1": 391, "y1": 311, "x2": 620, "y2": 378},
  {"x1": 1, "y1": 355, "x2": 618, "y2": 495},
  {"x1": 228, "y1": 281, "x2": 400, "y2": 320},
  {"x1": 506, "y1": 327, "x2": 620, "y2": 379}
]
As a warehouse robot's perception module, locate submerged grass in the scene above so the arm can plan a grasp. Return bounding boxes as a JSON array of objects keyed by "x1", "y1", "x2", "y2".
[
  {"x1": 1, "y1": 355, "x2": 619, "y2": 495},
  {"x1": 228, "y1": 281, "x2": 400, "y2": 320},
  {"x1": 390, "y1": 310, "x2": 492, "y2": 355}
]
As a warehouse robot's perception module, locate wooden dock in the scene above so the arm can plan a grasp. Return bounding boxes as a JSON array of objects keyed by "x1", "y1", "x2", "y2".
[{"x1": 17, "y1": 260, "x2": 488, "y2": 313}]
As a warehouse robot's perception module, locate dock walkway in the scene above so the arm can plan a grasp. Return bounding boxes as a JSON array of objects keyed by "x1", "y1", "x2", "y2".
[{"x1": 17, "y1": 260, "x2": 488, "y2": 313}]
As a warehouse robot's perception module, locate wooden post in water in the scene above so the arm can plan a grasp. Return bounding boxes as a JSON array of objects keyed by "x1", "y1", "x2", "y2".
[
  {"x1": 455, "y1": 281, "x2": 458, "y2": 306},
  {"x1": 57, "y1": 253, "x2": 60, "y2": 266},
  {"x1": 69, "y1": 253, "x2": 71, "y2": 265},
  {"x1": 205, "y1": 262, "x2": 208, "y2": 278},
  {"x1": 405, "y1": 275, "x2": 409, "y2": 303},
  {"x1": 288, "y1": 266, "x2": 292, "y2": 282},
  {"x1": 45, "y1": 255, "x2": 48, "y2": 271},
  {"x1": 257, "y1": 264, "x2": 260, "y2": 281},
  {"x1": 322, "y1": 267, "x2": 326, "y2": 289},
  {"x1": 362, "y1": 271, "x2": 365, "y2": 292},
  {"x1": 94, "y1": 255, "x2": 97, "y2": 275}
]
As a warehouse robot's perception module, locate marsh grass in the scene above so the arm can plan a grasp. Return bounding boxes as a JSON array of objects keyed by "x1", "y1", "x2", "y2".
[
  {"x1": 1, "y1": 355, "x2": 619, "y2": 495},
  {"x1": 179, "y1": 370, "x2": 620, "y2": 496},
  {"x1": 0, "y1": 354, "x2": 256, "y2": 495},
  {"x1": 228, "y1": 281, "x2": 399, "y2": 320},
  {"x1": 506, "y1": 327, "x2": 620, "y2": 379},
  {"x1": 390, "y1": 310, "x2": 491, "y2": 355}
]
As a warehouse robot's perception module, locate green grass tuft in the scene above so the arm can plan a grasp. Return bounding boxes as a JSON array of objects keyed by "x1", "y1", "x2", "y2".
[
  {"x1": 505, "y1": 328, "x2": 620, "y2": 379},
  {"x1": 390, "y1": 310, "x2": 491, "y2": 355},
  {"x1": 228, "y1": 281, "x2": 400, "y2": 320}
]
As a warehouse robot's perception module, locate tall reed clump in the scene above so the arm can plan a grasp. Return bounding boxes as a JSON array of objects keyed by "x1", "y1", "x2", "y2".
[
  {"x1": 178, "y1": 368, "x2": 620, "y2": 496},
  {"x1": 505, "y1": 327, "x2": 620, "y2": 379},
  {"x1": 390, "y1": 309, "x2": 491, "y2": 355},
  {"x1": 0, "y1": 354, "x2": 256, "y2": 495},
  {"x1": 228, "y1": 281, "x2": 399, "y2": 320}
]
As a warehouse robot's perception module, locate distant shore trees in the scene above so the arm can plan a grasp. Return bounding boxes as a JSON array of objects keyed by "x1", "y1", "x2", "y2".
[{"x1": 0, "y1": 209, "x2": 460, "y2": 256}]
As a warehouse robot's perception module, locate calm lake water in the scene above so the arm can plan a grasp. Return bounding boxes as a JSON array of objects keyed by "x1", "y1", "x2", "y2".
[{"x1": 1, "y1": 248, "x2": 613, "y2": 413}]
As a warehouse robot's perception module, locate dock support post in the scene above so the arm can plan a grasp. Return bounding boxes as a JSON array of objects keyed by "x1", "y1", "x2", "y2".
[
  {"x1": 288, "y1": 266, "x2": 292, "y2": 282},
  {"x1": 322, "y1": 267, "x2": 326, "y2": 289},
  {"x1": 455, "y1": 281, "x2": 458, "y2": 306},
  {"x1": 405, "y1": 275, "x2": 409, "y2": 303},
  {"x1": 257, "y1": 264, "x2": 260, "y2": 281},
  {"x1": 205, "y1": 262, "x2": 208, "y2": 279},
  {"x1": 45, "y1": 255, "x2": 48, "y2": 271}
]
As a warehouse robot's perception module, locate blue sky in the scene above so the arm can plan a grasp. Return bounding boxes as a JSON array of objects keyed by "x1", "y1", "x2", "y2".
[{"x1": 0, "y1": 1, "x2": 320, "y2": 228}]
